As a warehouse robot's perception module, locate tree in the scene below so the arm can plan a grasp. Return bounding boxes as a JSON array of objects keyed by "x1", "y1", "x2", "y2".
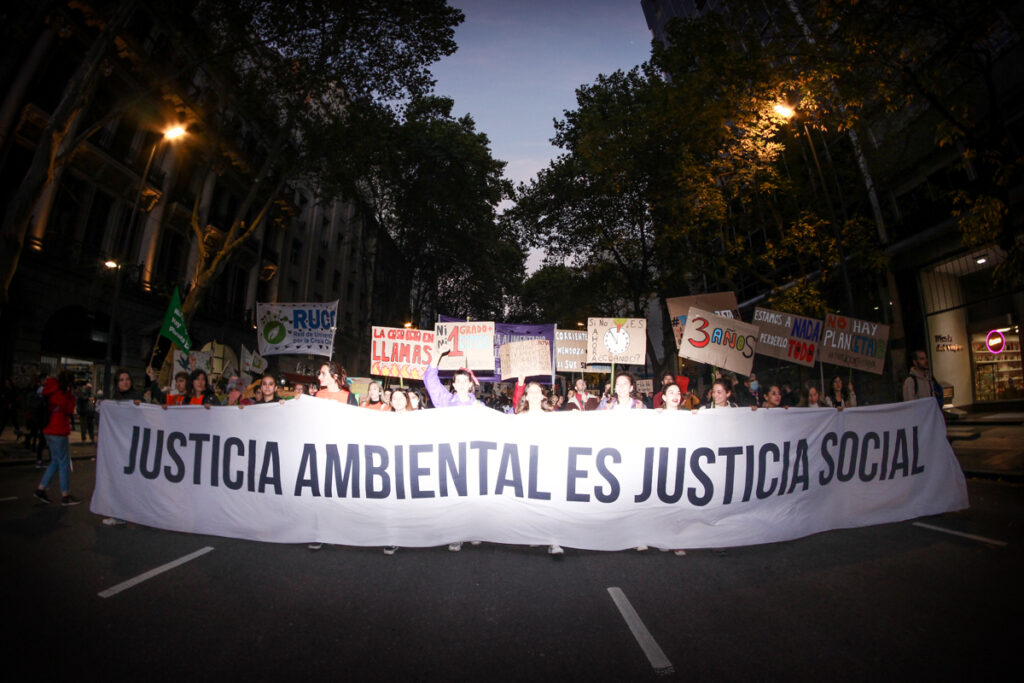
[
  {"x1": 0, "y1": 0, "x2": 464, "y2": 318},
  {"x1": 362, "y1": 96, "x2": 523, "y2": 324}
]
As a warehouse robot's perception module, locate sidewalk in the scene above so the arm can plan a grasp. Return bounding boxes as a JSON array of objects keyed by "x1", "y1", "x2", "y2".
[
  {"x1": 0, "y1": 429, "x2": 97, "y2": 467},
  {"x1": 2, "y1": 412, "x2": 1023, "y2": 478}
]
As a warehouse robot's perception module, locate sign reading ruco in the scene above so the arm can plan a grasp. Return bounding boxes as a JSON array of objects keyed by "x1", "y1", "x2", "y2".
[
  {"x1": 499, "y1": 339, "x2": 552, "y2": 379},
  {"x1": 371, "y1": 326, "x2": 436, "y2": 380},
  {"x1": 752, "y1": 307, "x2": 823, "y2": 367},
  {"x1": 680, "y1": 307, "x2": 758, "y2": 376},
  {"x1": 818, "y1": 314, "x2": 889, "y2": 374},
  {"x1": 434, "y1": 321, "x2": 496, "y2": 371}
]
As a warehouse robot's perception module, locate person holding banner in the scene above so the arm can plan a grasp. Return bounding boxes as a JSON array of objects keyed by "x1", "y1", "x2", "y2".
[
  {"x1": 248, "y1": 372, "x2": 285, "y2": 405},
  {"x1": 360, "y1": 381, "x2": 390, "y2": 411},
  {"x1": 185, "y1": 369, "x2": 218, "y2": 406},
  {"x1": 389, "y1": 389, "x2": 412, "y2": 412},
  {"x1": 760, "y1": 384, "x2": 785, "y2": 410},
  {"x1": 803, "y1": 384, "x2": 826, "y2": 408},
  {"x1": 652, "y1": 373, "x2": 677, "y2": 409},
  {"x1": 656, "y1": 383, "x2": 683, "y2": 411},
  {"x1": 598, "y1": 373, "x2": 646, "y2": 411},
  {"x1": 823, "y1": 375, "x2": 856, "y2": 409},
  {"x1": 699, "y1": 379, "x2": 738, "y2": 411},
  {"x1": 314, "y1": 362, "x2": 357, "y2": 405}
]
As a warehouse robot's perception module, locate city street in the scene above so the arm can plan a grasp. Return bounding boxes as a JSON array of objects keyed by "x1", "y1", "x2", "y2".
[{"x1": 1, "y1": 444, "x2": 1020, "y2": 681}]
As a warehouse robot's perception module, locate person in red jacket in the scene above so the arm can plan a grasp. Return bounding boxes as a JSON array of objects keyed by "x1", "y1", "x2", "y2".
[{"x1": 32, "y1": 370, "x2": 81, "y2": 506}]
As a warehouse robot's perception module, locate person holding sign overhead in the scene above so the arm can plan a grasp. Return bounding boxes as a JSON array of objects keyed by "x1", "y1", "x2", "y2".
[
  {"x1": 424, "y1": 349, "x2": 479, "y2": 551},
  {"x1": 424, "y1": 350, "x2": 478, "y2": 409}
]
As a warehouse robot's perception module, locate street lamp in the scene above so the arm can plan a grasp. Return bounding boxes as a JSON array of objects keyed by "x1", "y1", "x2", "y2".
[{"x1": 102, "y1": 125, "x2": 187, "y2": 397}]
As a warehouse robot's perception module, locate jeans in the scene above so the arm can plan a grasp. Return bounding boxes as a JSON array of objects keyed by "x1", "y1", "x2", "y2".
[{"x1": 40, "y1": 434, "x2": 70, "y2": 493}]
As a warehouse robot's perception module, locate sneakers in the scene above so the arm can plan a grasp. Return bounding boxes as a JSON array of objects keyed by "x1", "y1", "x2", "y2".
[
  {"x1": 469, "y1": 541, "x2": 482, "y2": 546},
  {"x1": 547, "y1": 544, "x2": 564, "y2": 555},
  {"x1": 673, "y1": 549, "x2": 687, "y2": 556},
  {"x1": 447, "y1": 542, "x2": 463, "y2": 552},
  {"x1": 33, "y1": 489, "x2": 50, "y2": 504},
  {"x1": 61, "y1": 495, "x2": 81, "y2": 506},
  {"x1": 308, "y1": 543, "x2": 323, "y2": 550},
  {"x1": 635, "y1": 545, "x2": 649, "y2": 552},
  {"x1": 383, "y1": 546, "x2": 398, "y2": 555},
  {"x1": 102, "y1": 517, "x2": 126, "y2": 526}
]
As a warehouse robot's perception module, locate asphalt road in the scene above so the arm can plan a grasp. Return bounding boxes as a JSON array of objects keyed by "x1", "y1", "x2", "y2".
[{"x1": 2, "y1": 459, "x2": 1020, "y2": 682}]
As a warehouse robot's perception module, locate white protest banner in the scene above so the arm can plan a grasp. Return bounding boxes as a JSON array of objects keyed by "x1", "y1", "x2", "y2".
[
  {"x1": 679, "y1": 307, "x2": 758, "y2": 376},
  {"x1": 91, "y1": 399, "x2": 967, "y2": 550},
  {"x1": 256, "y1": 301, "x2": 338, "y2": 357},
  {"x1": 587, "y1": 318, "x2": 647, "y2": 365},
  {"x1": 819, "y1": 313, "x2": 890, "y2": 374},
  {"x1": 434, "y1": 321, "x2": 495, "y2": 371},
  {"x1": 499, "y1": 339, "x2": 552, "y2": 379},
  {"x1": 555, "y1": 328, "x2": 611, "y2": 373},
  {"x1": 370, "y1": 326, "x2": 436, "y2": 380},
  {"x1": 753, "y1": 307, "x2": 824, "y2": 367},
  {"x1": 667, "y1": 292, "x2": 740, "y2": 348}
]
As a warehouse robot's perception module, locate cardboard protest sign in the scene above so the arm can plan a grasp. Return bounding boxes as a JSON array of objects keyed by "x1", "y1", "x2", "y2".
[
  {"x1": 370, "y1": 326, "x2": 436, "y2": 380},
  {"x1": 752, "y1": 307, "x2": 823, "y2": 367},
  {"x1": 819, "y1": 314, "x2": 889, "y2": 374},
  {"x1": 667, "y1": 292, "x2": 740, "y2": 348},
  {"x1": 434, "y1": 321, "x2": 496, "y2": 371},
  {"x1": 256, "y1": 301, "x2": 338, "y2": 357},
  {"x1": 587, "y1": 318, "x2": 647, "y2": 365},
  {"x1": 438, "y1": 317, "x2": 555, "y2": 381},
  {"x1": 499, "y1": 339, "x2": 552, "y2": 379},
  {"x1": 173, "y1": 348, "x2": 212, "y2": 376},
  {"x1": 679, "y1": 307, "x2": 758, "y2": 376},
  {"x1": 555, "y1": 329, "x2": 611, "y2": 373},
  {"x1": 636, "y1": 378, "x2": 654, "y2": 395}
]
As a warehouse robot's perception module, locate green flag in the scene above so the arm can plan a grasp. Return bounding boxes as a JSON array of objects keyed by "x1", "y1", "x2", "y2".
[{"x1": 159, "y1": 287, "x2": 191, "y2": 353}]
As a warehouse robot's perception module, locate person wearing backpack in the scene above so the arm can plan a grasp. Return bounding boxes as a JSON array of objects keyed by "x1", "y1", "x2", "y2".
[
  {"x1": 902, "y1": 349, "x2": 944, "y2": 410},
  {"x1": 32, "y1": 370, "x2": 81, "y2": 506}
]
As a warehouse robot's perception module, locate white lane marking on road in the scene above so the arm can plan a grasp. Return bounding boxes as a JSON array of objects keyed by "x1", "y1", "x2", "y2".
[
  {"x1": 607, "y1": 587, "x2": 675, "y2": 675},
  {"x1": 98, "y1": 546, "x2": 215, "y2": 598},
  {"x1": 0, "y1": 496, "x2": 18, "y2": 502},
  {"x1": 913, "y1": 522, "x2": 1007, "y2": 547}
]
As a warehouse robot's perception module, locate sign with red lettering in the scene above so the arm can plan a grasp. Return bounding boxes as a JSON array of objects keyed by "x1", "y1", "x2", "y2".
[
  {"x1": 818, "y1": 314, "x2": 889, "y2": 374},
  {"x1": 370, "y1": 326, "x2": 437, "y2": 380},
  {"x1": 666, "y1": 292, "x2": 740, "y2": 348},
  {"x1": 433, "y1": 321, "x2": 496, "y2": 371},
  {"x1": 752, "y1": 307, "x2": 823, "y2": 367},
  {"x1": 679, "y1": 307, "x2": 758, "y2": 376}
]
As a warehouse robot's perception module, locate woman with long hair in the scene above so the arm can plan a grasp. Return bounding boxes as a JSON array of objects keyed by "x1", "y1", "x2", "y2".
[
  {"x1": 598, "y1": 373, "x2": 646, "y2": 410},
  {"x1": 803, "y1": 383, "x2": 826, "y2": 408},
  {"x1": 389, "y1": 388, "x2": 412, "y2": 412},
  {"x1": 314, "y1": 362, "x2": 357, "y2": 405},
  {"x1": 700, "y1": 379, "x2": 737, "y2": 411},
  {"x1": 186, "y1": 369, "x2": 218, "y2": 406},
  {"x1": 823, "y1": 375, "x2": 856, "y2": 409},
  {"x1": 32, "y1": 370, "x2": 80, "y2": 506},
  {"x1": 360, "y1": 381, "x2": 389, "y2": 410}
]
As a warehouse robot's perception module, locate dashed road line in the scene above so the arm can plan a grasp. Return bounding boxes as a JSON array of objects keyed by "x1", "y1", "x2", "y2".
[
  {"x1": 607, "y1": 587, "x2": 674, "y2": 675},
  {"x1": 98, "y1": 546, "x2": 215, "y2": 598}
]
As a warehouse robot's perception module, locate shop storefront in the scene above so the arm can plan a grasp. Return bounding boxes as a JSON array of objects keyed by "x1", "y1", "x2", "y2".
[{"x1": 920, "y1": 247, "x2": 1024, "y2": 406}]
